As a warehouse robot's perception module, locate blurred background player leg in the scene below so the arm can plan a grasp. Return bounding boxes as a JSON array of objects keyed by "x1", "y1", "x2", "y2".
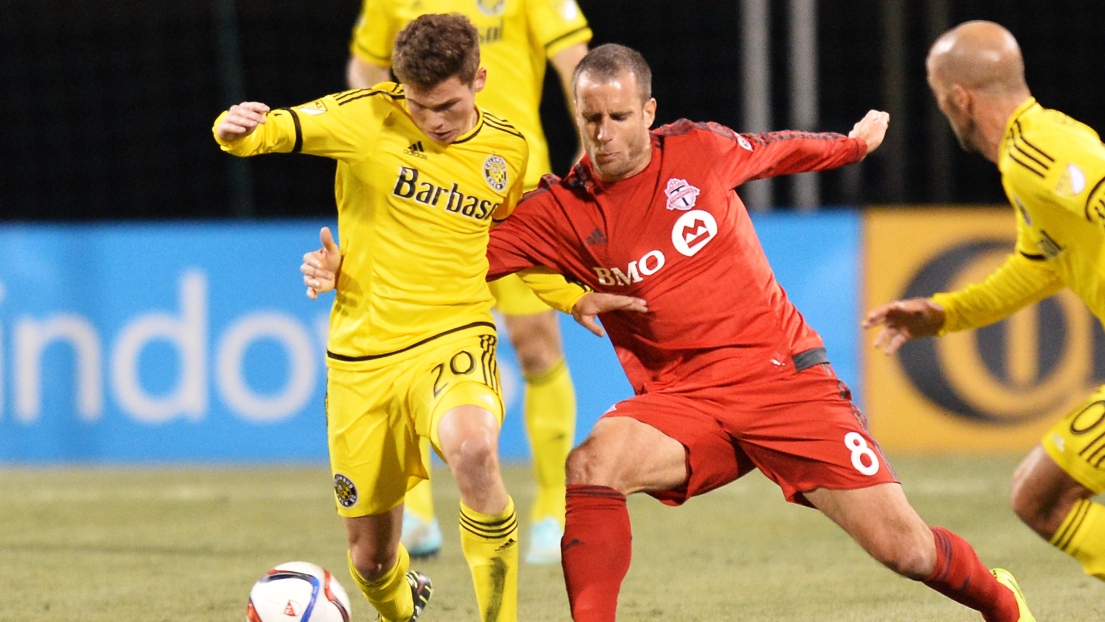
[
  {"x1": 495, "y1": 274, "x2": 577, "y2": 564},
  {"x1": 401, "y1": 439, "x2": 443, "y2": 559}
]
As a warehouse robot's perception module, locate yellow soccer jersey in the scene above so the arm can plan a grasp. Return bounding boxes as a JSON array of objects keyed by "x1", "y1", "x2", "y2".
[
  {"x1": 214, "y1": 84, "x2": 530, "y2": 365},
  {"x1": 934, "y1": 98, "x2": 1105, "y2": 332},
  {"x1": 350, "y1": 0, "x2": 592, "y2": 190}
]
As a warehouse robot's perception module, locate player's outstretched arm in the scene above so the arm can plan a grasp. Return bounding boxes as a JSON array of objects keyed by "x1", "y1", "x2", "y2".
[
  {"x1": 301, "y1": 227, "x2": 343, "y2": 300},
  {"x1": 848, "y1": 110, "x2": 890, "y2": 158},
  {"x1": 215, "y1": 102, "x2": 271, "y2": 143},
  {"x1": 861, "y1": 297, "x2": 946, "y2": 354},
  {"x1": 571, "y1": 293, "x2": 648, "y2": 338}
]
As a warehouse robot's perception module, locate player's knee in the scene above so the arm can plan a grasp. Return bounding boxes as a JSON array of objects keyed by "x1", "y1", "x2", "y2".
[
  {"x1": 504, "y1": 313, "x2": 563, "y2": 375},
  {"x1": 448, "y1": 433, "x2": 499, "y2": 477},
  {"x1": 878, "y1": 536, "x2": 935, "y2": 580},
  {"x1": 1008, "y1": 473, "x2": 1055, "y2": 538},
  {"x1": 349, "y1": 542, "x2": 397, "y2": 582},
  {"x1": 565, "y1": 442, "x2": 611, "y2": 487}
]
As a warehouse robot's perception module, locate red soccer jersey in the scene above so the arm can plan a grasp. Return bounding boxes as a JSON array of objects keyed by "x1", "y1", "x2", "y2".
[{"x1": 488, "y1": 120, "x2": 866, "y2": 394}]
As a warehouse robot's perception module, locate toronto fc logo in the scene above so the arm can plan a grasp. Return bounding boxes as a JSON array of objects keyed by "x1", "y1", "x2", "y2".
[{"x1": 665, "y1": 178, "x2": 700, "y2": 210}]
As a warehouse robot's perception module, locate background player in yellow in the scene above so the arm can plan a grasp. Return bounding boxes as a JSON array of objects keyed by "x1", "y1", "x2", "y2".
[
  {"x1": 211, "y1": 15, "x2": 595, "y2": 621},
  {"x1": 865, "y1": 20, "x2": 1105, "y2": 585},
  {"x1": 347, "y1": 0, "x2": 592, "y2": 564}
]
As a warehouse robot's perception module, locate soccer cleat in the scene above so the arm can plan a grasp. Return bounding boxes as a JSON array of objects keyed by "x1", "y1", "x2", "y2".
[
  {"x1": 374, "y1": 571, "x2": 433, "y2": 622},
  {"x1": 991, "y1": 568, "x2": 1035, "y2": 622},
  {"x1": 524, "y1": 517, "x2": 564, "y2": 565},
  {"x1": 401, "y1": 511, "x2": 442, "y2": 559}
]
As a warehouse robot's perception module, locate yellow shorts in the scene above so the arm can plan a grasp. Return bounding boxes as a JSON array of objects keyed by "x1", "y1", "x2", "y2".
[
  {"x1": 326, "y1": 330, "x2": 505, "y2": 517},
  {"x1": 1041, "y1": 384, "x2": 1105, "y2": 494},
  {"x1": 489, "y1": 273, "x2": 552, "y2": 317}
]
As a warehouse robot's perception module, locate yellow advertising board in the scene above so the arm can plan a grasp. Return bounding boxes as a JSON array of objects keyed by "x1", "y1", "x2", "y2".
[{"x1": 863, "y1": 207, "x2": 1104, "y2": 452}]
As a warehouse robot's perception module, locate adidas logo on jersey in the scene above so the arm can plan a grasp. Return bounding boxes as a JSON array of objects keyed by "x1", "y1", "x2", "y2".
[
  {"x1": 585, "y1": 227, "x2": 607, "y2": 246},
  {"x1": 404, "y1": 141, "x2": 427, "y2": 158}
]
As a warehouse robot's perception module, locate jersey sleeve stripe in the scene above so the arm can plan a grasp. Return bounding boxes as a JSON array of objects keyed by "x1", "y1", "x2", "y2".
[
  {"x1": 1010, "y1": 137, "x2": 1051, "y2": 172},
  {"x1": 543, "y1": 26, "x2": 591, "y2": 52},
  {"x1": 336, "y1": 87, "x2": 403, "y2": 106},
  {"x1": 1012, "y1": 120, "x2": 1055, "y2": 162},
  {"x1": 1018, "y1": 251, "x2": 1048, "y2": 261},
  {"x1": 484, "y1": 119, "x2": 525, "y2": 140},
  {"x1": 278, "y1": 107, "x2": 303, "y2": 153},
  {"x1": 1008, "y1": 151, "x2": 1047, "y2": 178}
]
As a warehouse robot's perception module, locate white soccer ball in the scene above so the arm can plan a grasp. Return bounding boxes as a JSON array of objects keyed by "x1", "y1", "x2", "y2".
[{"x1": 247, "y1": 561, "x2": 352, "y2": 622}]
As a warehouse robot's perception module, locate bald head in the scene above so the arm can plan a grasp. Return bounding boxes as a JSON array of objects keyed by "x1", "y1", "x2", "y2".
[{"x1": 927, "y1": 21, "x2": 1028, "y2": 96}]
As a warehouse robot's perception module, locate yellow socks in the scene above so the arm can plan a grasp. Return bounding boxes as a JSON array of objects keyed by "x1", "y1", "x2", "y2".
[
  {"x1": 523, "y1": 358, "x2": 575, "y2": 524},
  {"x1": 405, "y1": 438, "x2": 435, "y2": 523},
  {"x1": 459, "y1": 497, "x2": 519, "y2": 622},
  {"x1": 1050, "y1": 498, "x2": 1105, "y2": 581},
  {"x1": 347, "y1": 546, "x2": 413, "y2": 621}
]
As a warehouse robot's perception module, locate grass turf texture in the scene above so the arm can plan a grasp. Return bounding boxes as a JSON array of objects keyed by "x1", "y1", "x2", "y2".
[{"x1": 1, "y1": 456, "x2": 1101, "y2": 621}]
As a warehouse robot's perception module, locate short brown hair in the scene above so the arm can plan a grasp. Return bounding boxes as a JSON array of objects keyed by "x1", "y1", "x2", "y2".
[
  {"x1": 393, "y1": 14, "x2": 481, "y2": 91},
  {"x1": 572, "y1": 43, "x2": 653, "y2": 102}
]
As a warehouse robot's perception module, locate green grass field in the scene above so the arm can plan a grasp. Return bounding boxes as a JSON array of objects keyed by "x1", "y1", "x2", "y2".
[{"x1": 2, "y1": 455, "x2": 1101, "y2": 621}]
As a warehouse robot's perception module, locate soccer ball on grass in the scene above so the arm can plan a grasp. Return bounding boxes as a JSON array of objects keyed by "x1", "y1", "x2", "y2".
[{"x1": 247, "y1": 561, "x2": 351, "y2": 622}]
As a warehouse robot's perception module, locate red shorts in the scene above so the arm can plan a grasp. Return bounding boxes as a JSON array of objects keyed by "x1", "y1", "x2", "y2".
[{"x1": 603, "y1": 360, "x2": 898, "y2": 506}]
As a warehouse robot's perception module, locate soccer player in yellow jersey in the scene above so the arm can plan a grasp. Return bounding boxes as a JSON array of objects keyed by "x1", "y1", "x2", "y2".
[
  {"x1": 213, "y1": 15, "x2": 640, "y2": 622},
  {"x1": 346, "y1": 0, "x2": 592, "y2": 565},
  {"x1": 866, "y1": 20, "x2": 1105, "y2": 588}
]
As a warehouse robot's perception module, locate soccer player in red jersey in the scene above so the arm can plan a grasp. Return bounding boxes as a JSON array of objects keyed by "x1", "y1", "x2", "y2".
[{"x1": 483, "y1": 44, "x2": 1035, "y2": 621}]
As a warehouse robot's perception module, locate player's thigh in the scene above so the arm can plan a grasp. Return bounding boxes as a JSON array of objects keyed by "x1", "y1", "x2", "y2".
[
  {"x1": 804, "y1": 482, "x2": 933, "y2": 575},
  {"x1": 736, "y1": 364, "x2": 898, "y2": 506},
  {"x1": 489, "y1": 273, "x2": 552, "y2": 316},
  {"x1": 406, "y1": 332, "x2": 506, "y2": 460},
  {"x1": 327, "y1": 365, "x2": 421, "y2": 518},
  {"x1": 1041, "y1": 386, "x2": 1105, "y2": 495},
  {"x1": 584, "y1": 393, "x2": 754, "y2": 501}
]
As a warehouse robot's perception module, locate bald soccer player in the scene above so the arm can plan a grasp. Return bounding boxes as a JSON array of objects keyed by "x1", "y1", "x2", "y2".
[{"x1": 866, "y1": 20, "x2": 1105, "y2": 585}]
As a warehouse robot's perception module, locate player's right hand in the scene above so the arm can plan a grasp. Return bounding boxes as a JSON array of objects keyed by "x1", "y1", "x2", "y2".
[
  {"x1": 861, "y1": 297, "x2": 945, "y2": 354},
  {"x1": 215, "y1": 102, "x2": 271, "y2": 142},
  {"x1": 302, "y1": 227, "x2": 342, "y2": 300}
]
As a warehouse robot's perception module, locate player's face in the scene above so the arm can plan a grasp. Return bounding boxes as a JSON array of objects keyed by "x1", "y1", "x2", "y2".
[
  {"x1": 574, "y1": 70, "x2": 657, "y2": 182},
  {"x1": 405, "y1": 68, "x2": 486, "y2": 145},
  {"x1": 927, "y1": 66, "x2": 979, "y2": 155}
]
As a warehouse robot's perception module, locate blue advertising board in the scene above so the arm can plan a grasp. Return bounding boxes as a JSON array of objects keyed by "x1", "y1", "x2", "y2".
[{"x1": 0, "y1": 214, "x2": 859, "y2": 463}]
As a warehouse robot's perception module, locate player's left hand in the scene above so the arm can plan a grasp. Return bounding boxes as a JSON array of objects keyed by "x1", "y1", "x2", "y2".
[
  {"x1": 849, "y1": 110, "x2": 890, "y2": 157},
  {"x1": 301, "y1": 226, "x2": 342, "y2": 300},
  {"x1": 571, "y1": 293, "x2": 648, "y2": 338},
  {"x1": 862, "y1": 297, "x2": 945, "y2": 354}
]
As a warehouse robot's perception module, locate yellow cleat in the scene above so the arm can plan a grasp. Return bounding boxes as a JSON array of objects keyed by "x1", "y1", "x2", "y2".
[{"x1": 991, "y1": 568, "x2": 1035, "y2": 622}]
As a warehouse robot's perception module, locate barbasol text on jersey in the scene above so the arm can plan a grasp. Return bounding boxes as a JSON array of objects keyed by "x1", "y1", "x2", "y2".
[{"x1": 392, "y1": 166, "x2": 500, "y2": 220}]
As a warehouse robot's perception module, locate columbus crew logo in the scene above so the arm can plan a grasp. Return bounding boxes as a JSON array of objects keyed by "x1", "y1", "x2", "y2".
[
  {"x1": 484, "y1": 155, "x2": 508, "y2": 191},
  {"x1": 664, "y1": 178, "x2": 700, "y2": 210},
  {"x1": 333, "y1": 474, "x2": 357, "y2": 508},
  {"x1": 476, "y1": 0, "x2": 506, "y2": 16}
]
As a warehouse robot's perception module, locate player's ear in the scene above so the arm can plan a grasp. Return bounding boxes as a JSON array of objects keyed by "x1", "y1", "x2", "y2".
[
  {"x1": 643, "y1": 98, "x2": 657, "y2": 128},
  {"x1": 472, "y1": 66, "x2": 487, "y2": 95}
]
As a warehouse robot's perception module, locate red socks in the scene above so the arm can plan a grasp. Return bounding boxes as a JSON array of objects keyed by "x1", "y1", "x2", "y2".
[
  {"x1": 561, "y1": 485, "x2": 632, "y2": 622},
  {"x1": 924, "y1": 527, "x2": 1018, "y2": 622}
]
